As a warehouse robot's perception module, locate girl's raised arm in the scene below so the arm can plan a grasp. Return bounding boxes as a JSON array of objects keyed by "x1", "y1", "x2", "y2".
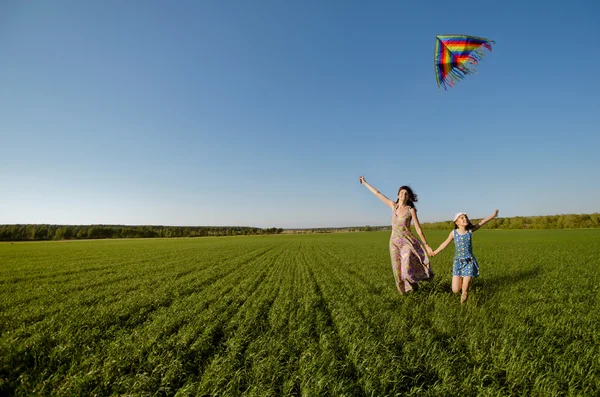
[
  {"x1": 359, "y1": 176, "x2": 395, "y2": 209},
  {"x1": 472, "y1": 209, "x2": 500, "y2": 232},
  {"x1": 432, "y1": 231, "x2": 454, "y2": 256}
]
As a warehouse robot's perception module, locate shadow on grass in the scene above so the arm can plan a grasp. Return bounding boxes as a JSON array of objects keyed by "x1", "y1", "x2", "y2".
[
  {"x1": 409, "y1": 267, "x2": 542, "y2": 303},
  {"x1": 472, "y1": 267, "x2": 542, "y2": 303}
]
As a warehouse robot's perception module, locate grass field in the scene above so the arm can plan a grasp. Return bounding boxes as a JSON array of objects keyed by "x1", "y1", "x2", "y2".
[{"x1": 1, "y1": 230, "x2": 599, "y2": 396}]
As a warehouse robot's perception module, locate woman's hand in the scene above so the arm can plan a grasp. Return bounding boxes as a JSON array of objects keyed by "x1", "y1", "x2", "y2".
[
  {"x1": 359, "y1": 176, "x2": 365, "y2": 184},
  {"x1": 426, "y1": 245, "x2": 434, "y2": 257}
]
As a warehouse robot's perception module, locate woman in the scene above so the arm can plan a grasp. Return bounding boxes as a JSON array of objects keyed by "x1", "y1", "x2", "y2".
[{"x1": 359, "y1": 176, "x2": 434, "y2": 293}]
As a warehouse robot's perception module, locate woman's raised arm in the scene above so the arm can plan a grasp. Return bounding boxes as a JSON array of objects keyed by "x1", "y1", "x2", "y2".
[{"x1": 359, "y1": 176, "x2": 395, "y2": 209}]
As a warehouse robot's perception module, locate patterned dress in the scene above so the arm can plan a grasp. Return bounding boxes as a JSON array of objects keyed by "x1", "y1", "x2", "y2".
[
  {"x1": 389, "y1": 207, "x2": 434, "y2": 293},
  {"x1": 452, "y1": 230, "x2": 479, "y2": 277}
]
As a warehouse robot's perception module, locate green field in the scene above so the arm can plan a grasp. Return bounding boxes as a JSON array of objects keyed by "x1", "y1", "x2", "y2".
[{"x1": 1, "y1": 230, "x2": 599, "y2": 396}]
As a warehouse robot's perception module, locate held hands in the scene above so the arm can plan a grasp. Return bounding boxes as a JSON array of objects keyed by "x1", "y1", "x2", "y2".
[{"x1": 426, "y1": 244, "x2": 434, "y2": 257}]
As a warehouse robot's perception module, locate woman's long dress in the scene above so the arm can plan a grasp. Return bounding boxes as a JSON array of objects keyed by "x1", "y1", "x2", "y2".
[{"x1": 389, "y1": 208, "x2": 434, "y2": 293}]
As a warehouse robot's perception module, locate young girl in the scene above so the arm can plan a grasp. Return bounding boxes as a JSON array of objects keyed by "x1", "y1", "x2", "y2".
[
  {"x1": 431, "y1": 210, "x2": 499, "y2": 303},
  {"x1": 359, "y1": 175, "x2": 434, "y2": 294}
]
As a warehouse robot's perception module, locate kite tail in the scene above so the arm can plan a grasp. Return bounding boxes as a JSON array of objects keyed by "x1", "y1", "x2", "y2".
[
  {"x1": 440, "y1": 68, "x2": 469, "y2": 90},
  {"x1": 466, "y1": 46, "x2": 492, "y2": 65}
]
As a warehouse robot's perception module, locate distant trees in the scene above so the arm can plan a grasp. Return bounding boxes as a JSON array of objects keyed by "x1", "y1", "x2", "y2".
[
  {"x1": 420, "y1": 213, "x2": 600, "y2": 231},
  {"x1": 1, "y1": 214, "x2": 598, "y2": 242},
  {"x1": 0, "y1": 224, "x2": 284, "y2": 242}
]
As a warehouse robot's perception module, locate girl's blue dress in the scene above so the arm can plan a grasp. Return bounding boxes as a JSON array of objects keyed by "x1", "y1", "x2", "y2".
[{"x1": 452, "y1": 229, "x2": 479, "y2": 277}]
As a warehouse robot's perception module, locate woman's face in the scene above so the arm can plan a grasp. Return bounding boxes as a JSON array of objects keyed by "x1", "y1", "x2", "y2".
[{"x1": 398, "y1": 189, "x2": 408, "y2": 204}]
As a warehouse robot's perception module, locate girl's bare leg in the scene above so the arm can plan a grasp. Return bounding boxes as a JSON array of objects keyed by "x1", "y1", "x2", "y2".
[
  {"x1": 461, "y1": 276, "x2": 472, "y2": 303},
  {"x1": 452, "y1": 276, "x2": 462, "y2": 294}
]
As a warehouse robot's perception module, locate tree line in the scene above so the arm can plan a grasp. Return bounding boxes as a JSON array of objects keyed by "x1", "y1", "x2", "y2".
[
  {"x1": 317, "y1": 213, "x2": 600, "y2": 233},
  {"x1": 420, "y1": 213, "x2": 600, "y2": 230},
  {"x1": 1, "y1": 213, "x2": 598, "y2": 241},
  {"x1": 0, "y1": 225, "x2": 284, "y2": 242}
]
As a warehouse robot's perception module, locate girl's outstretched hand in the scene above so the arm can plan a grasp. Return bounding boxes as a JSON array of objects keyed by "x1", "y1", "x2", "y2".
[
  {"x1": 426, "y1": 245, "x2": 434, "y2": 257},
  {"x1": 359, "y1": 176, "x2": 365, "y2": 184},
  {"x1": 493, "y1": 209, "x2": 500, "y2": 217}
]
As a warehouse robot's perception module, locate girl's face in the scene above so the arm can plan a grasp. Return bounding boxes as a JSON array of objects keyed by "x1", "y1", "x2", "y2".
[
  {"x1": 455, "y1": 214, "x2": 469, "y2": 227},
  {"x1": 398, "y1": 189, "x2": 408, "y2": 204}
]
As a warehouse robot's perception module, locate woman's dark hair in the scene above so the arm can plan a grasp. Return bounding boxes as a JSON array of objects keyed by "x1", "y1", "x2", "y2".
[
  {"x1": 454, "y1": 215, "x2": 474, "y2": 231},
  {"x1": 395, "y1": 185, "x2": 417, "y2": 209}
]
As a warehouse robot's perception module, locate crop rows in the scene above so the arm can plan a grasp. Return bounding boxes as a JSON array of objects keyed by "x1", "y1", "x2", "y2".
[{"x1": 1, "y1": 230, "x2": 599, "y2": 396}]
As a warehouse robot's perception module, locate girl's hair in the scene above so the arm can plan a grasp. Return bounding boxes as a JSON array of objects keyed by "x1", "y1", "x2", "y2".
[
  {"x1": 395, "y1": 185, "x2": 418, "y2": 209},
  {"x1": 454, "y1": 216, "x2": 474, "y2": 231}
]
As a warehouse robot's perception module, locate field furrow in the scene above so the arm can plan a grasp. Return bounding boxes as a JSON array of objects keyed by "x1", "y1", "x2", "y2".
[{"x1": 1, "y1": 230, "x2": 599, "y2": 396}]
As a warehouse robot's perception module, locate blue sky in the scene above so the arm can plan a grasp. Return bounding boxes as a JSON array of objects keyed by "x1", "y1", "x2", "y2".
[{"x1": 1, "y1": 0, "x2": 599, "y2": 228}]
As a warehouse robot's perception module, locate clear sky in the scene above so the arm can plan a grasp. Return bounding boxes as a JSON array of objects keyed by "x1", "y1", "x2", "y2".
[{"x1": 1, "y1": 0, "x2": 599, "y2": 228}]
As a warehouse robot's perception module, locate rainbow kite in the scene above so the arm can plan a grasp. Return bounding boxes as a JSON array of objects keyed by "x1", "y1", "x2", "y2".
[{"x1": 434, "y1": 35, "x2": 495, "y2": 90}]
